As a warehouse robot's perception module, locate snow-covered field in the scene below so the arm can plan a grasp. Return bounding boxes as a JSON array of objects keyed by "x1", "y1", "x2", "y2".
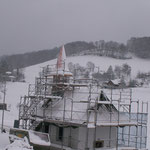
[
  {"x1": 25, "y1": 55, "x2": 150, "y2": 84},
  {"x1": 0, "y1": 55, "x2": 150, "y2": 149},
  {"x1": 68, "y1": 55, "x2": 150, "y2": 77},
  {"x1": 0, "y1": 134, "x2": 33, "y2": 150},
  {"x1": 0, "y1": 82, "x2": 28, "y2": 128}
]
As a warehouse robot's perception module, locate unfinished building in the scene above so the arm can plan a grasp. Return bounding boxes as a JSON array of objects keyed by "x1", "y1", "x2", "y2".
[{"x1": 18, "y1": 46, "x2": 148, "y2": 150}]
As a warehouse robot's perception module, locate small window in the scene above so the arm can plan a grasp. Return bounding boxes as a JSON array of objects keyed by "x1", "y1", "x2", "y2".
[
  {"x1": 57, "y1": 127, "x2": 64, "y2": 141},
  {"x1": 94, "y1": 140, "x2": 104, "y2": 148},
  {"x1": 44, "y1": 124, "x2": 49, "y2": 133}
]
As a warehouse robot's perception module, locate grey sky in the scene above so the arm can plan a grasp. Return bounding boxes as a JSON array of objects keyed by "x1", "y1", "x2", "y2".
[{"x1": 0, "y1": 0, "x2": 150, "y2": 56}]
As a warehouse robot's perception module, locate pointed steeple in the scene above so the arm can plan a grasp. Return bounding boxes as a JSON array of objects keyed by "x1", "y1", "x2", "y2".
[
  {"x1": 57, "y1": 45, "x2": 66, "y2": 69},
  {"x1": 52, "y1": 45, "x2": 72, "y2": 76}
]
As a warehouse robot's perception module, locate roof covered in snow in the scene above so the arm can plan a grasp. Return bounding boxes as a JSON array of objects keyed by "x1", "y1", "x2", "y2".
[
  {"x1": 29, "y1": 130, "x2": 50, "y2": 146},
  {"x1": 36, "y1": 86, "x2": 136, "y2": 127}
]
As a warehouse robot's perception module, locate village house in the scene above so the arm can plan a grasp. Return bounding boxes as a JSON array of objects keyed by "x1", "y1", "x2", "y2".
[{"x1": 103, "y1": 79, "x2": 126, "y2": 89}]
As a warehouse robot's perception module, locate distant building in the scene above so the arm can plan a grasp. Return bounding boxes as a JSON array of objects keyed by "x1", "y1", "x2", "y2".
[{"x1": 103, "y1": 79, "x2": 126, "y2": 89}]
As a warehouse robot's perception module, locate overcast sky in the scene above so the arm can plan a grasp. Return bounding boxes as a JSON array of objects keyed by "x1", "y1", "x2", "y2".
[{"x1": 0, "y1": 0, "x2": 150, "y2": 56}]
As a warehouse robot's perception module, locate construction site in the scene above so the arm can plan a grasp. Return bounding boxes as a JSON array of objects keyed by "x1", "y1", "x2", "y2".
[{"x1": 18, "y1": 46, "x2": 148, "y2": 150}]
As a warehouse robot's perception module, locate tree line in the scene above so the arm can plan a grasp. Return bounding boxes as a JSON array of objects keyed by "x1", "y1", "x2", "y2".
[
  {"x1": 0, "y1": 37, "x2": 150, "y2": 81},
  {"x1": 68, "y1": 61, "x2": 131, "y2": 82},
  {"x1": 127, "y1": 37, "x2": 150, "y2": 58},
  {"x1": 93, "y1": 40, "x2": 129, "y2": 59}
]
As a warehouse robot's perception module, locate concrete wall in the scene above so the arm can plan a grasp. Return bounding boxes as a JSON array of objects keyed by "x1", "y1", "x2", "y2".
[
  {"x1": 49, "y1": 124, "x2": 117, "y2": 150},
  {"x1": 78, "y1": 126, "x2": 117, "y2": 150},
  {"x1": 49, "y1": 124, "x2": 79, "y2": 149}
]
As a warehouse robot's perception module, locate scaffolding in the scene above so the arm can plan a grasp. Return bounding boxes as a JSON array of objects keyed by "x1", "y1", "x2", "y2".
[{"x1": 18, "y1": 63, "x2": 148, "y2": 150}]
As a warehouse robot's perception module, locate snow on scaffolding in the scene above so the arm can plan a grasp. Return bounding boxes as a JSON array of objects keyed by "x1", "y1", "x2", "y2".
[
  {"x1": 40, "y1": 86, "x2": 137, "y2": 127},
  {"x1": 29, "y1": 130, "x2": 50, "y2": 146}
]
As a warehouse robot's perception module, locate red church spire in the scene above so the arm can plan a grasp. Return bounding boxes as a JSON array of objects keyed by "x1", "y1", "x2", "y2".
[{"x1": 57, "y1": 45, "x2": 66, "y2": 69}]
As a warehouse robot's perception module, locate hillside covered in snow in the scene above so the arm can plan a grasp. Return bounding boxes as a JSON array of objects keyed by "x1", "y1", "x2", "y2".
[
  {"x1": 0, "y1": 55, "x2": 150, "y2": 149},
  {"x1": 25, "y1": 55, "x2": 150, "y2": 83}
]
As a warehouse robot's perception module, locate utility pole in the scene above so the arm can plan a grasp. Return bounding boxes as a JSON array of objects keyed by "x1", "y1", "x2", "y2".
[
  {"x1": 1, "y1": 71, "x2": 13, "y2": 133},
  {"x1": 1, "y1": 80, "x2": 6, "y2": 133}
]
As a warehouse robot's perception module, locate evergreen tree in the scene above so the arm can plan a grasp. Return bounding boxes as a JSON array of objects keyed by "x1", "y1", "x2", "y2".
[
  {"x1": 86, "y1": 61, "x2": 95, "y2": 72},
  {"x1": 114, "y1": 66, "x2": 122, "y2": 78},
  {"x1": 106, "y1": 66, "x2": 115, "y2": 80},
  {"x1": 122, "y1": 63, "x2": 131, "y2": 77}
]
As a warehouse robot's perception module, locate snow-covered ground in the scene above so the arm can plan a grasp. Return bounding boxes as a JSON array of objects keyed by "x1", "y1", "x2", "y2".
[
  {"x1": 0, "y1": 55, "x2": 150, "y2": 149},
  {"x1": 0, "y1": 133, "x2": 10, "y2": 149},
  {"x1": 0, "y1": 82, "x2": 29, "y2": 128},
  {"x1": 67, "y1": 55, "x2": 150, "y2": 77},
  {"x1": 1, "y1": 135, "x2": 33, "y2": 150},
  {"x1": 25, "y1": 55, "x2": 150, "y2": 84}
]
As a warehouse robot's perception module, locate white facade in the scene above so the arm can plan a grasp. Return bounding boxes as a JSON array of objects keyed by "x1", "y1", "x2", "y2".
[{"x1": 48, "y1": 124, "x2": 117, "y2": 150}]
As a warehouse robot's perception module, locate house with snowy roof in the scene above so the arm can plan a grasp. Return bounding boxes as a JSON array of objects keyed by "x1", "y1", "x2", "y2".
[
  {"x1": 18, "y1": 46, "x2": 148, "y2": 150},
  {"x1": 103, "y1": 79, "x2": 126, "y2": 89}
]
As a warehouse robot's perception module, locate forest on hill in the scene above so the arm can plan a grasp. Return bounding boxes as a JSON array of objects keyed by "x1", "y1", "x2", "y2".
[
  {"x1": 127, "y1": 37, "x2": 150, "y2": 58},
  {"x1": 0, "y1": 37, "x2": 150, "y2": 81},
  {"x1": 0, "y1": 41, "x2": 95, "y2": 81}
]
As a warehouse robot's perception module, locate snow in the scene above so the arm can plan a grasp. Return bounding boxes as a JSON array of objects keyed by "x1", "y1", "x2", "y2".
[
  {"x1": 9, "y1": 134, "x2": 23, "y2": 142},
  {"x1": 0, "y1": 133, "x2": 33, "y2": 150},
  {"x1": 110, "y1": 79, "x2": 121, "y2": 85},
  {"x1": 0, "y1": 82, "x2": 29, "y2": 128},
  {"x1": 0, "y1": 133, "x2": 10, "y2": 149},
  {"x1": 24, "y1": 55, "x2": 150, "y2": 84},
  {"x1": 48, "y1": 69, "x2": 73, "y2": 76},
  {"x1": 29, "y1": 130, "x2": 50, "y2": 146},
  {"x1": 1, "y1": 55, "x2": 150, "y2": 149},
  {"x1": 4, "y1": 137, "x2": 33, "y2": 150},
  {"x1": 66, "y1": 55, "x2": 150, "y2": 78}
]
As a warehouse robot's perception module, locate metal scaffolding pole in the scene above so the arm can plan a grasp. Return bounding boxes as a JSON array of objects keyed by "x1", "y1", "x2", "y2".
[
  {"x1": 85, "y1": 84, "x2": 92, "y2": 150},
  {"x1": 116, "y1": 92, "x2": 121, "y2": 150},
  {"x1": 109, "y1": 88, "x2": 113, "y2": 147},
  {"x1": 140, "y1": 101, "x2": 144, "y2": 149},
  {"x1": 136, "y1": 100, "x2": 139, "y2": 148},
  {"x1": 93, "y1": 92, "x2": 98, "y2": 150},
  {"x1": 128, "y1": 89, "x2": 132, "y2": 147}
]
